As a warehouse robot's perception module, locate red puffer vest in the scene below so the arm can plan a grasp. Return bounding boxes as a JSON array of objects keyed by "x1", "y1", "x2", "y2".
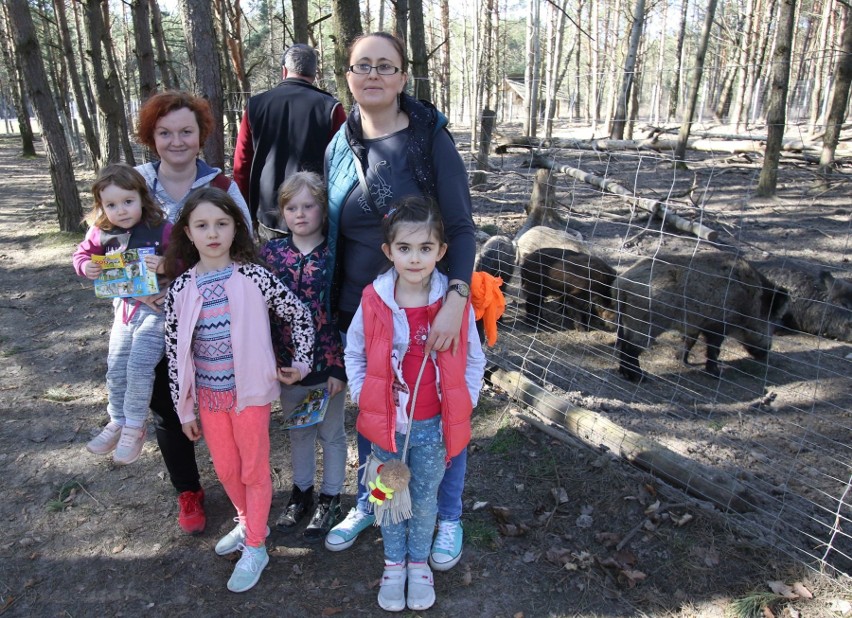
[{"x1": 355, "y1": 284, "x2": 473, "y2": 459}]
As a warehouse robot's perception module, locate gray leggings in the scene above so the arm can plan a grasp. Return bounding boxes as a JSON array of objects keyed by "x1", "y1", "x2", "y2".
[
  {"x1": 280, "y1": 384, "x2": 347, "y2": 496},
  {"x1": 106, "y1": 300, "x2": 165, "y2": 428}
]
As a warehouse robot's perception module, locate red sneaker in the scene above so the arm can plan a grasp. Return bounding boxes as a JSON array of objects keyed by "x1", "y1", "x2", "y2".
[{"x1": 178, "y1": 488, "x2": 206, "y2": 535}]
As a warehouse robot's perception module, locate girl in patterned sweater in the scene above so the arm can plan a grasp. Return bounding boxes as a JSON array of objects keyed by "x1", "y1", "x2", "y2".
[{"x1": 162, "y1": 187, "x2": 315, "y2": 593}]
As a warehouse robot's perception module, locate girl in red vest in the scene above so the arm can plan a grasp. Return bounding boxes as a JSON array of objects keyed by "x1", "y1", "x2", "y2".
[{"x1": 344, "y1": 197, "x2": 486, "y2": 612}]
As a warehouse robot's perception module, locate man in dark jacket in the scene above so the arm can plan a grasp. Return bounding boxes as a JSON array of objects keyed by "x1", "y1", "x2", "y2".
[{"x1": 234, "y1": 43, "x2": 346, "y2": 241}]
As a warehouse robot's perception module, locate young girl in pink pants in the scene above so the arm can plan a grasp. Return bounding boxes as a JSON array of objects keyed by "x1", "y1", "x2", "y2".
[{"x1": 163, "y1": 187, "x2": 314, "y2": 593}]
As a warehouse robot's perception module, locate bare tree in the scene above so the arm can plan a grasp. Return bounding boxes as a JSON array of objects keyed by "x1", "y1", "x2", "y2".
[
  {"x1": 818, "y1": 7, "x2": 852, "y2": 174},
  {"x1": 675, "y1": 0, "x2": 720, "y2": 165},
  {"x1": 409, "y1": 0, "x2": 431, "y2": 101},
  {"x1": 524, "y1": 0, "x2": 541, "y2": 137},
  {"x1": 667, "y1": 0, "x2": 689, "y2": 121},
  {"x1": 86, "y1": 0, "x2": 124, "y2": 164},
  {"x1": 180, "y1": 0, "x2": 225, "y2": 168},
  {"x1": 101, "y1": 1, "x2": 135, "y2": 164},
  {"x1": 807, "y1": 0, "x2": 835, "y2": 132},
  {"x1": 440, "y1": 0, "x2": 450, "y2": 116},
  {"x1": 757, "y1": 0, "x2": 796, "y2": 196},
  {"x1": 0, "y1": 4, "x2": 37, "y2": 157},
  {"x1": 132, "y1": 0, "x2": 158, "y2": 101},
  {"x1": 331, "y1": 0, "x2": 362, "y2": 111},
  {"x1": 150, "y1": 0, "x2": 177, "y2": 90},
  {"x1": 611, "y1": 0, "x2": 645, "y2": 139},
  {"x1": 6, "y1": 0, "x2": 84, "y2": 232}
]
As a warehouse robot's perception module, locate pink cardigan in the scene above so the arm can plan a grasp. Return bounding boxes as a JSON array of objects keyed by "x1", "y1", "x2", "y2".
[{"x1": 164, "y1": 262, "x2": 314, "y2": 424}]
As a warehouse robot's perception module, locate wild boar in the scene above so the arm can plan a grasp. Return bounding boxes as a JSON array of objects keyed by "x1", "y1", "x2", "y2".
[
  {"x1": 521, "y1": 248, "x2": 617, "y2": 330},
  {"x1": 762, "y1": 267, "x2": 852, "y2": 342},
  {"x1": 475, "y1": 235, "x2": 517, "y2": 284},
  {"x1": 615, "y1": 252, "x2": 789, "y2": 381}
]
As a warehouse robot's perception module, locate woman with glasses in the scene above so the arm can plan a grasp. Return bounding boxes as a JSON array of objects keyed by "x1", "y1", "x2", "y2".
[{"x1": 323, "y1": 31, "x2": 477, "y2": 604}]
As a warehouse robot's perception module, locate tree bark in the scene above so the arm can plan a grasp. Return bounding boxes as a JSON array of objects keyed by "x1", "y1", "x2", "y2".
[
  {"x1": 757, "y1": 0, "x2": 796, "y2": 196},
  {"x1": 7, "y1": 0, "x2": 84, "y2": 232},
  {"x1": 101, "y1": 0, "x2": 135, "y2": 165},
  {"x1": 54, "y1": 0, "x2": 100, "y2": 166},
  {"x1": 292, "y1": 0, "x2": 308, "y2": 43},
  {"x1": 471, "y1": 108, "x2": 496, "y2": 187},
  {"x1": 440, "y1": 0, "x2": 450, "y2": 117},
  {"x1": 180, "y1": 0, "x2": 225, "y2": 168},
  {"x1": 331, "y1": 0, "x2": 362, "y2": 112},
  {"x1": 818, "y1": 7, "x2": 852, "y2": 174},
  {"x1": 150, "y1": 0, "x2": 176, "y2": 90},
  {"x1": 674, "y1": 0, "x2": 720, "y2": 165},
  {"x1": 611, "y1": 0, "x2": 644, "y2": 139},
  {"x1": 86, "y1": 0, "x2": 122, "y2": 164},
  {"x1": 393, "y1": 0, "x2": 409, "y2": 45},
  {"x1": 667, "y1": 0, "x2": 689, "y2": 121},
  {"x1": 132, "y1": 0, "x2": 158, "y2": 100},
  {"x1": 808, "y1": 0, "x2": 834, "y2": 132},
  {"x1": 409, "y1": 0, "x2": 430, "y2": 101},
  {"x1": 0, "y1": 4, "x2": 37, "y2": 156},
  {"x1": 524, "y1": 0, "x2": 541, "y2": 137}
]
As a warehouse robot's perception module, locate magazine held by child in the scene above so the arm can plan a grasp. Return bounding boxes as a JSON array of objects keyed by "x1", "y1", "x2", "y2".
[
  {"x1": 93, "y1": 247, "x2": 160, "y2": 299},
  {"x1": 283, "y1": 388, "x2": 330, "y2": 429}
]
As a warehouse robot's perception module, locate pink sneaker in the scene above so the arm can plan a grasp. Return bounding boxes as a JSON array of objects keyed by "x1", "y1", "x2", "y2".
[
  {"x1": 113, "y1": 424, "x2": 146, "y2": 465},
  {"x1": 86, "y1": 421, "x2": 123, "y2": 455}
]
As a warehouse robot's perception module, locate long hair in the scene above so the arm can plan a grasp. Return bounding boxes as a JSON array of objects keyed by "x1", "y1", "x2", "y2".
[
  {"x1": 87, "y1": 163, "x2": 165, "y2": 231},
  {"x1": 164, "y1": 187, "x2": 257, "y2": 279},
  {"x1": 135, "y1": 90, "x2": 214, "y2": 150}
]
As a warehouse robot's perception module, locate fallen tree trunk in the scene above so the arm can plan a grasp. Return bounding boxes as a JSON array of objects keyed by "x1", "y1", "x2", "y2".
[
  {"x1": 489, "y1": 367, "x2": 754, "y2": 512},
  {"x1": 530, "y1": 154, "x2": 718, "y2": 242}
]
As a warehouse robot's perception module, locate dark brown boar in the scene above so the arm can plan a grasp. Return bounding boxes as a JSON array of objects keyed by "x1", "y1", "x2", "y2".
[
  {"x1": 521, "y1": 248, "x2": 616, "y2": 330},
  {"x1": 762, "y1": 266, "x2": 852, "y2": 342},
  {"x1": 615, "y1": 253, "x2": 789, "y2": 382}
]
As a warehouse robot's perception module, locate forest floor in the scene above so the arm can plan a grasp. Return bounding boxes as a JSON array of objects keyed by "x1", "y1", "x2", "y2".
[{"x1": 0, "y1": 132, "x2": 850, "y2": 617}]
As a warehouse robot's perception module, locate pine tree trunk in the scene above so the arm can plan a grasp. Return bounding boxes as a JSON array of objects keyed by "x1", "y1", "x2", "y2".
[
  {"x1": 101, "y1": 0, "x2": 135, "y2": 165},
  {"x1": 818, "y1": 8, "x2": 852, "y2": 174},
  {"x1": 611, "y1": 0, "x2": 644, "y2": 139},
  {"x1": 86, "y1": 0, "x2": 122, "y2": 164},
  {"x1": 150, "y1": 0, "x2": 176, "y2": 90},
  {"x1": 440, "y1": 0, "x2": 451, "y2": 118},
  {"x1": 180, "y1": 0, "x2": 225, "y2": 169},
  {"x1": 394, "y1": 0, "x2": 408, "y2": 45},
  {"x1": 292, "y1": 0, "x2": 308, "y2": 43},
  {"x1": 667, "y1": 0, "x2": 689, "y2": 121},
  {"x1": 54, "y1": 0, "x2": 100, "y2": 166},
  {"x1": 808, "y1": 0, "x2": 834, "y2": 131},
  {"x1": 524, "y1": 0, "x2": 541, "y2": 137},
  {"x1": 0, "y1": 5, "x2": 36, "y2": 156},
  {"x1": 7, "y1": 0, "x2": 84, "y2": 232},
  {"x1": 757, "y1": 0, "x2": 796, "y2": 196},
  {"x1": 331, "y1": 0, "x2": 362, "y2": 111},
  {"x1": 675, "y1": 0, "x2": 720, "y2": 165},
  {"x1": 132, "y1": 0, "x2": 158, "y2": 101},
  {"x1": 409, "y1": 0, "x2": 431, "y2": 101}
]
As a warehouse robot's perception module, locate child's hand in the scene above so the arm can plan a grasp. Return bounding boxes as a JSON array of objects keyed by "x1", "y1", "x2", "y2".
[
  {"x1": 83, "y1": 260, "x2": 103, "y2": 280},
  {"x1": 136, "y1": 289, "x2": 168, "y2": 313},
  {"x1": 181, "y1": 420, "x2": 201, "y2": 441},
  {"x1": 327, "y1": 376, "x2": 346, "y2": 398},
  {"x1": 277, "y1": 367, "x2": 302, "y2": 385},
  {"x1": 144, "y1": 254, "x2": 165, "y2": 274}
]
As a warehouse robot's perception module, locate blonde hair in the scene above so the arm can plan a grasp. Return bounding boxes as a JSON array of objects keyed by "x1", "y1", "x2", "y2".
[{"x1": 278, "y1": 171, "x2": 328, "y2": 221}]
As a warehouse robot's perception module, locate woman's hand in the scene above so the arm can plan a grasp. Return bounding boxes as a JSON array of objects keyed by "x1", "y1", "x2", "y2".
[
  {"x1": 144, "y1": 254, "x2": 165, "y2": 274},
  {"x1": 277, "y1": 367, "x2": 302, "y2": 385},
  {"x1": 182, "y1": 420, "x2": 201, "y2": 441},
  {"x1": 83, "y1": 260, "x2": 103, "y2": 280},
  {"x1": 327, "y1": 376, "x2": 346, "y2": 399},
  {"x1": 426, "y1": 286, "x2": 466, "y2": 355}
]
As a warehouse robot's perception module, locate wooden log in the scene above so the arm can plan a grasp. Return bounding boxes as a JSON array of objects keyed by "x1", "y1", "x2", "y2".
[
  {"x1": 472, "y1": 108, "x2": 497, "y2": 187},
  {"x1": 530, "y1": 154, "x2": 718, "y2": 242},
  {"x1": 489, "y1": 367, "x2": 754, "y2": 512}
]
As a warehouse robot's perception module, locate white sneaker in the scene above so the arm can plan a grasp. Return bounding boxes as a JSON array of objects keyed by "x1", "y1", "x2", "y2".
[
  {"x1": 113, "y1": 424, "x2": 146, "y2": 465},
  {"x1": 407, "y1": 561, "x2": 435, "y2": 610},
  {"x1": 377, "y1": 561, "x2": 406, "y2": 612},
  {"x1": 227, "y1": 544, "x2": 269, "y2": 593},
  {"x1": 216, "y1": 518, "x2": 270, "y2": 556},
  {"x1": 324, "y1": 507, "x2": 375, "y2": 551},
  {"x1": 86, "y1": 421, "x2": 123, "y2": 455}
]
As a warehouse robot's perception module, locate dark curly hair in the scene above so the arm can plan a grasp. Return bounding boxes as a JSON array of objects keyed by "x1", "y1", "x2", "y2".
[
  {"x1": 164, "y1": 187, "x2": 257, "y2": 279},
  {"x1": 135, "y1": 91, "x2": 214, "y2": 151}
]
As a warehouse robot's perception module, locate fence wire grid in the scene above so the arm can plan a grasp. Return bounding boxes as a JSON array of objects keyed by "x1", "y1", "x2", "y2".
[{"x1": 464, "y1": 119, "x2": 851, "y2": 581}]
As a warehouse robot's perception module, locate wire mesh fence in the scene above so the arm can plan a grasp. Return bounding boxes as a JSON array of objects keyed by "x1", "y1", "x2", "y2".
[{"x1": 466, "y1": 120, "x2": 851, "y2": 580}]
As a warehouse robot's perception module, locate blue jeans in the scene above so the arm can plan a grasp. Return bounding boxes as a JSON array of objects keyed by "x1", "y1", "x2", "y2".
[
  {"x1": 372, "y1": 417, "x2": 446, "y2": 563},
  {"x1": 357, "y1": 432, "x2": 466, "y2": 521}
]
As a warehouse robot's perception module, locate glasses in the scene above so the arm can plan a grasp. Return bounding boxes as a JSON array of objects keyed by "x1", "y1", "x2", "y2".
[{"x1": 348, "y1": 63, "x2": 401, "y2": 76}]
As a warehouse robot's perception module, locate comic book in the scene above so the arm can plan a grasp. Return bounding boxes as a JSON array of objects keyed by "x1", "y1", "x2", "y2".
[
  {"x1": 284, "y1": 388, "x2": 330, "y2": 429},
  {"x1": 92, "y1": 247, "x2": 160, "y2": 299}
]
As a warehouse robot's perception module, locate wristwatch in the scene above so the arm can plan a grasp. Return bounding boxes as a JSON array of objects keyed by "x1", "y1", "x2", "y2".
[{"x1": 448, "y1": 282, "x2": 470, "y2": 298}]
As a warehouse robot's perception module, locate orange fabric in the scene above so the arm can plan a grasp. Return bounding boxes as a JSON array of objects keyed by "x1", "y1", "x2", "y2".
[{"x1": 470, "y1": 271, "x2": 506, "y2": 347}]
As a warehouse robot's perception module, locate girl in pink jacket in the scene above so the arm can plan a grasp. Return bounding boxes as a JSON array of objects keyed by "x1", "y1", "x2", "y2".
[{"x1": 162, "y1": 187, "x2": 314, "y2": 594}]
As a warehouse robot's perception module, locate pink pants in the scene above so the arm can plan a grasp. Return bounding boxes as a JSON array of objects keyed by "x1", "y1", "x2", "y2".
[{"x1": 200, "y1": 403, "x2": 272, "y2": 547}]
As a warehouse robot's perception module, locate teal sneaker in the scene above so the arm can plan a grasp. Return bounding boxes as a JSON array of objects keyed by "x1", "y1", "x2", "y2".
[
  {"x1": 215, "y1": 519, "x2": 270, "y2": 556},
  {"x1": 324, "y1": 507, "x2": 375, "y2": 551},
  {"x1": 227, "y1": 544, "x2": 269, "y2": 593},
  {"x1": 429, "y1": 519, "x2": 463, "y2": 571}
]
